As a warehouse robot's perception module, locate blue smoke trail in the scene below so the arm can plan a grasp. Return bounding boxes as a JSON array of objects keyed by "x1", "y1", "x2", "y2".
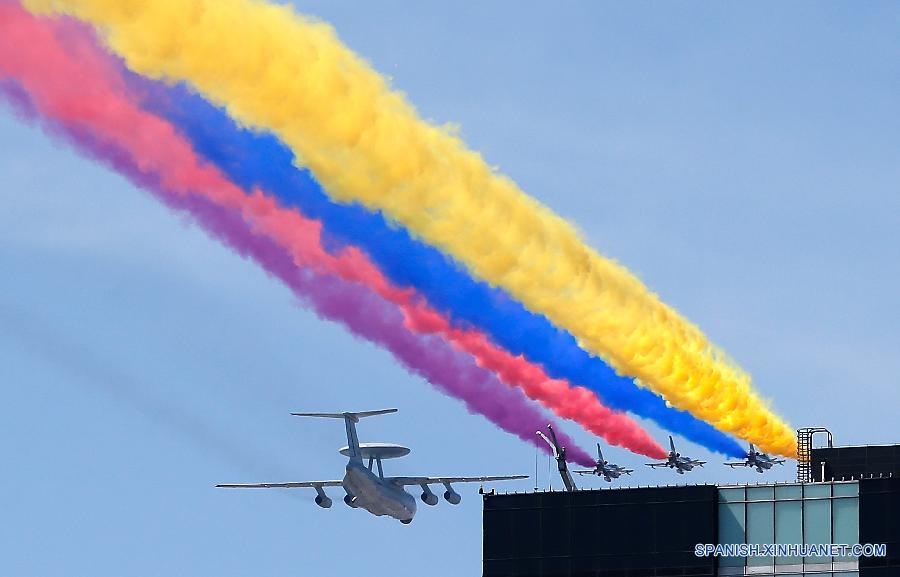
[{"x1": 132, "y1": 79, "x2": 743, "y2": 458}]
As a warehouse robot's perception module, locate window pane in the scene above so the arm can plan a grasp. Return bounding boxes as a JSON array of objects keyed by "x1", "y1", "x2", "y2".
[
  {"x1": 718, "y1": 502, "x2": 745, "y2": 567},
  {"x1": 775, "y1": 485, "x2": 802, "y2": 499},
  {"x1": 719, "y1": 488, "x2": 745, "y2": 502},
  {"x1": 805, "y1": 484, "x2": 831, "y2": 498},
  {"x1": 775, "y1": 500, "x2": 802, "y2": 565},
  {"x1": 833, "y1": 482, "x2": 859, "y2": 497},
  {"x1": 747, "y1": 502, "x2": 774, "y2": 567},
  {"x1": 832, "y1": 497, "x2": 859, "y2": 546},
  {"x1": 804, "y1": 498, "x2": 832, "y2": 564},
  {"x1": 747, "y1": 486, "x2": 774, "y2": 501}
]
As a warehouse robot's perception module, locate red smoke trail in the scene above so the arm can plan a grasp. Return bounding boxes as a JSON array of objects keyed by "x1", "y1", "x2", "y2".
[
  {"x1": 402, "y1": 301, "x2": 667, "y2": 456},
  {"x1": 0, "y1": 2, "x2": 599, "y2": 464},
  {"x1": 0, "y1": 2, "x2": 666, "y2": 459}
]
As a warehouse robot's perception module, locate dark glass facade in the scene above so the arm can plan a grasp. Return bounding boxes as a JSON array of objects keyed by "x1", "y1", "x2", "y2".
[
  {"x1": 812, "y1": 445, "x2": 900, "y2": 482},
  {"x1": 859, "y1": 477, "x2": 900, "y2": 576},
  {"x1": 483, "y1": 485, "x2": 718, "y2": 577},
  {"x1": 483, "y1": 443, "x2": 899, "y2": 577}
]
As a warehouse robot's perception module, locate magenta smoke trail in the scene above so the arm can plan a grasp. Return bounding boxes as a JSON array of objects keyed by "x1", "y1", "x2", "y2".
[
  {"x1": 0, "y1": 69, "x2": 594, "y2": 465},
  {"x1": 197, "y1": 196, "x2": 587, "y2": 461}
]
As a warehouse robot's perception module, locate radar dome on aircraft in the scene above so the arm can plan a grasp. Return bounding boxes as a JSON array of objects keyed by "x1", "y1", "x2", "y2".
[{"x1": 339, "y1": 443, "x2": 410, "y2": 459}]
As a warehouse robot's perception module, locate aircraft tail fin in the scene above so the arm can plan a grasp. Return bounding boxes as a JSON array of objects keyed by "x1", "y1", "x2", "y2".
[
  {"x1": 292, "y1": 409, "x2": 397, "y2": 460},
  {"x1": 596, "y1": 443, "x2": 604, "y2": 465},
  {"x1": 669, "y1": 436, "x2": 676, "y2": 453}
]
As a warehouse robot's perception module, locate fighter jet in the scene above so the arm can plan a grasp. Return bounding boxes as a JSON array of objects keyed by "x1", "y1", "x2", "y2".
[
  {"x1": 645, "y1": 436, "x2": 706, "y2": 474},
  {"x1": 573, "y1": 443, "x2": 633, "y2": 482},
  {"x1": 217, "y1": 409, "x2": 526, "y2": 524},
  {"x1": 724, "y1": 443, "x2": 786, "y2": 473}
]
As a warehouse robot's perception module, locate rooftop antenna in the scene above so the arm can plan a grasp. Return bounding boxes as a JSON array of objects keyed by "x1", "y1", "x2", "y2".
[
  {"x1": 547, "y1": 451, "x2": 552, "y2": 491},
  {"x1": 536, "y1": 424, "x2": 577, "y2": 492}
]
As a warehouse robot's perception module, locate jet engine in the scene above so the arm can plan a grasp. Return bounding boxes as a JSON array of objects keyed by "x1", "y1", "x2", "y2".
[
  {"x1": 420, "y1": 485, "x2": 439, "y2": 506},
  {"x1": 343, "y1": 493, "x2": 359, "y2": 508},
  {"x1": 314, "y1": 486, "x2": 332, "y2": 509},
  {"x1": 443, "y1": 489, "x2": 462, "y2": 505}
]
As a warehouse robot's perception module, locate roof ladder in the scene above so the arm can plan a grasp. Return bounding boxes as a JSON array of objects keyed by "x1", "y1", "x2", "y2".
[{"x1": 796, "y1": 427, "x2": 833, "y2": 482}]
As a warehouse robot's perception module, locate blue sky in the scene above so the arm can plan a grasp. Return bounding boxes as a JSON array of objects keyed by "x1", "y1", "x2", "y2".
[{"x1": 1, "y1": 2, "x2": 898, "y2": 576}]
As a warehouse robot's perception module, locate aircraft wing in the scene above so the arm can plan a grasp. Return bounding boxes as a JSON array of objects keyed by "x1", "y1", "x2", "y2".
[
  {"x1": 645, "y1": 462, "x2": 669, "y2": 468},
  {"x1": 572, "y1": 470, "x2": 598, "y2": 475},
  {"x1": 724, "y1": 462, "x2": 749, "y2": 468},
  {"x1": 216, "y1": 480, "x2": 342, "y2": 489},
  {"x1": 390, "y1": 475, "x2": 527, "y2": 486}
]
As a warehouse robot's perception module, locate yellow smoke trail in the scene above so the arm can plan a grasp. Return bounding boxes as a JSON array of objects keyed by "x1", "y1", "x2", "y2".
[{"x1": 26, "y1": 0, "x2": 797, "y2": 456}]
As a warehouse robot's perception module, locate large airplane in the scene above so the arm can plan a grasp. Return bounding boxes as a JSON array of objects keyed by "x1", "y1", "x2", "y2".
[
  {"x1": 217, "y1": 409, "x2": 526, "y2": 524},
  {"x1": 724, "y1": 443, "x2": 787, "y2": 473},
  {"x1": 645, "y1": 436, "x2": 706, "y2": 474},
  {"x1": 573, "y1": 443, "x2": 633, "y2": 482}
]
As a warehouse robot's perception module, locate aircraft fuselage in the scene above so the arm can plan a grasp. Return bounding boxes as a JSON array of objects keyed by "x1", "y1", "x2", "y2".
[
  {"x1": 342, "y1": 460, "x2": 417, "y2": 523},
  {"x1": 753, "y1": 458, "x2": 773, "y2": 471}
]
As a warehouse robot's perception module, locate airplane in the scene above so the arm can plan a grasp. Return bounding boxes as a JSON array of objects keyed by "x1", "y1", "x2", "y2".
[
  {"x1": 573, "y1": 443, "x2": 633, "y2": 482},
  {"x1": 216, "y1": 409, "x2": 527, "y2": 524},
  {"x1": 645, "y1": 436, "x2": 706, "y2": 474},
  {"x1": 724, "y1": 443, "x2": 787, "y2": 473}
]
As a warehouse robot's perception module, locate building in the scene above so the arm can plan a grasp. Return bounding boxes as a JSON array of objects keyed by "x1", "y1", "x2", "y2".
[
  {"x1": 810, "y1": 444, "x2": 900, "y2": 483},
  {"x1": 483, "y1": 442, "x2": 899, "y2": 577}
]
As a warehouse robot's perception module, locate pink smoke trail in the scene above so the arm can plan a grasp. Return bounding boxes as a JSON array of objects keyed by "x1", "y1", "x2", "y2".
[
  {"x1": 1, "y1": 2, "x2": 667, "y2": 460},
  {"x1": 0, "y1": 2, "x2": 596, "y2": 465}
]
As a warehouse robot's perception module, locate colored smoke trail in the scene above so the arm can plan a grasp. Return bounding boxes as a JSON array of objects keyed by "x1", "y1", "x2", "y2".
[
  {"x1": 136, "y1": 82, "x2": 740, "y2": 458},
  {"x1": 198, "y1": 204, "x2": 599, "y2": 468},
  {"x1": 0, "y1": 3, "x2": 595, "y2": 466},
  {"x1": 131, "y1": 92, "x2": 671, "y2": 460},
  {"x1": 0, "y1": 2, "x2": 672, "y2": 460},
  {"x1": 24, "y1": 0, "x2": 797, "y2": 455}
]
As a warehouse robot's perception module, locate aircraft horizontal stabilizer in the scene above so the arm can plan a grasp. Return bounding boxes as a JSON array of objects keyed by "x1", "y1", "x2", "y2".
[
  {"x1": 291, "y1": 408, "x2": 398, "y2": 421},
  {"x1": 292, "y1": 409, "x2": 398, "y2": 462}
]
